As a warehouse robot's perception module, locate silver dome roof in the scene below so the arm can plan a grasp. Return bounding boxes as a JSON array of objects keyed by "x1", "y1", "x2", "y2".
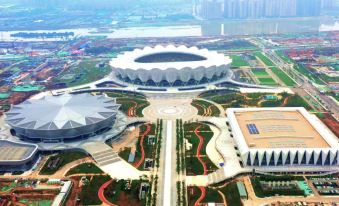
[{"x1": 5, "y1": 93, "x2": 120, "y2": 130}]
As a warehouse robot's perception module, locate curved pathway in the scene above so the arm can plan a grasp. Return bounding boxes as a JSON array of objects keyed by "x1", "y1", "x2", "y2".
[
  {"x1": 98, "y1": 179, "x2": 117, "y2": 206},
  {"x1": 194, "y1": 126, "x2": 207, "y2": 175},
  {"x1": 191, "y1": 101, "x2": 206, "y2": 116},
  {"x1": 194, "y1": 186, "x2": 206, "y2": 206},
  {"x1": 217, "y1": 189, "x2": 227, "y2": 206},
  {"x1": 133, "y1": 124, "x2": 151, "y2": 168},
  {"x1": 195, "y1": 98, "x2": 225, "y2": 117},
  {"x1": 117, "y1": 100, "x2": 137, "y2": 117}
]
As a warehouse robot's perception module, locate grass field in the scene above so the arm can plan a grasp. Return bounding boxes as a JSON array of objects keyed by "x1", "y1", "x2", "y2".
[
  {"x1": 230, "y1": 55, "x2": 250, "y2": 67},
  {"x1": 0, "y1": 93, "x2": 10, "y2": 99},
  {"x1": 257, "y1": 77, "x2": 277, "y2": 85},
  {"x1": 40, "y1": 151, "x2": 87, "y2": 175},
  {"x1": 275, "y1": 50, "x2": 293, "y2": 63},
  {"x1": 270, "y1": 67, "x2": 296, "y2": 87},
  {"x1": 294, "y1": 64, "x2": 325, "y2": 85},
  {"x1": 253, "y1": 52, "x2": 297, "y2": 87},
  {"x1": 11, "y1": 84, "x2": 44, "y2": 92},
  {"x1": 66, "y1": 163, "x2": 103, "y2": 176},
  {"x1": 251, "y1": 68, "x2": 269, "y2": 77},
  {"x1": 254, "y1": 52, "x2": 275, "y2": 67},
  {"x1": 53, "y1": 60, "x2": 111, "y2": 87},
  {"x1": 220, "y1": 182, "x2": 242, "y2": 206}
]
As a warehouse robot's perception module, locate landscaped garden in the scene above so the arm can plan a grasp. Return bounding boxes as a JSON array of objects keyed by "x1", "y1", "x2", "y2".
[
  {"x1": 184, "y1": 122, "x2": 218, "y2": 175},
  {"x1": 39, "y1": 151, "x2": 88, "y2": 175},
  {"x1": 66, "y1": 163, "x2": 103, "y2": 176},
  {"x1": 199, "y1": 90, "x2": 311, "y2": 110},
  {"x1": 191, "y1": 99, "x2": 220, "y2": 117},
  {"x1": 106, "y1": 91, "x2": 150, "y2": 117},
  {"x1": 104, "y1": 179, "x2": 149, "y2": 206},
  {"x1": 119, "y1": 120, "x2": 163, "y2": 171},
  {"x1": 187, "y1": 182, "x2": 242, "y2": 206},
  {"x1": 79, "y1": 175, "x2": 112, "y2": 205}
]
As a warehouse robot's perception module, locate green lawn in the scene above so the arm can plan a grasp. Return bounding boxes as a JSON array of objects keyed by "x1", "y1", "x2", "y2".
[
  {"x1": 184, "y1": 123, "x2": 216, "y2": 175},
  {"x1": 230, "y1": 55, "x2": 250, "y2": 67},
  {"x1": 270, "y1": 67, "x2": 296, "y2": 87},
  {"x1": 220, "y1": 182, "x2": 242, "y2": 206},
  {"x1": 294, "y1": 64, "x2": 325, "y2": 85},
  {"x1": 118, "y1": 147, "x2": 131, "y2": 162},
  {"x1": 39, "y1": 151, "x2": 88, "y2": 175},
  {"x1": 188, "y1": 183, "x2": 242, "y2": 206},
  {"x1": 0, "y1": 93, "x2": 10, "y2": 99},
  {"x1": 275, "y1": 50, "x2": 293, "y2": 63},
  {"x1": 11, "y1": 84, "x2": 44, "y2": 92},
  {"x1": 80, "y1": 175, "x2": 112, "y2": 205},
  {"x1": 254, "y1": 52, "x2": 275, "y2": 67},
  {"x1": 285, "y1": 95, "x2": 312, "y2": 110},
  {"x1": 66, "y1": 163, "x2": 103, "y2": 176},
  {"x1": 53, "y1": 60, "x2": 111, "y2": 87},
  {"x1": 104, "y1": 179, "x2": 148, "y2": 205},
  {"x1": 257, "y1": 77, "x2": 277, "y2": 85},
  {"x1": 251, "y1": 68, "x2": 269, "y2": 77}
]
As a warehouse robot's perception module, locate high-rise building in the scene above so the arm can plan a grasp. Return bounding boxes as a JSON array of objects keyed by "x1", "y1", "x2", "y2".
[
  {"x1": 199, "y1": 0, "x2": 223, "y2": 19},
  {"x1": 320, "y1": 0, "x2": 336, "y2": 10},
  {"x1": 248, "y1": 0, "x2": 264, "y2": 18},
  {"x1": 222, "y1": 0, "x2": 320, "y2": 19},
  {"x1": 264, "y1": 0, "x2": 296, "y2": 17},
  {"x1": 296, "y1": 0, "x2": 321, "y2": 16}
]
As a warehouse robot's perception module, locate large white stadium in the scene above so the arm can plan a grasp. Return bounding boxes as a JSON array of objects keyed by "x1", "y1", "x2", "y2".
[
  {"x1": 5, "y1": 93, "x2": 120, "y2": 142},
  {"x1": 110, "y1": 45, "x2": 233, "y2": 87},
  {"x1": 226, "y1": 107, "x2": 339, "y2": 168}
]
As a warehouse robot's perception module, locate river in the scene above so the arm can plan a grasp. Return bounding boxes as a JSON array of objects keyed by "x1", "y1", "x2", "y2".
[{"x1": 0, "y1": 17, "x2": 338, "y2": 41}]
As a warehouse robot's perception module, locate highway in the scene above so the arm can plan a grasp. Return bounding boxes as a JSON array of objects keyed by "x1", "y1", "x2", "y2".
[{"x1": 250, "y1": 37, "x2": 339, "y2": 121}]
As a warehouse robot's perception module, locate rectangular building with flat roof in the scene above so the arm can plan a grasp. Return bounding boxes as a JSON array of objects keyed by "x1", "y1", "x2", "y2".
[{"x1": 227, "y1": 107, "x2": 339, "y2": 167}]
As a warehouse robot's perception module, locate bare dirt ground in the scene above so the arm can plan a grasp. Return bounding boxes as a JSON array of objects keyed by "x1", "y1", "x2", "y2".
[
  {"x1": 322, "y1": 113, "x2": 339, "y2": 138},
  {"x1": 111, "y1": 127, "x2": 140, "y2": 152}
]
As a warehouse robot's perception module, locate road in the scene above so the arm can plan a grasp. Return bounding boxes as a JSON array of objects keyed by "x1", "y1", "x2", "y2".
[{"x1": 264, "y1": 45, "x2": 339, "y2": 120}]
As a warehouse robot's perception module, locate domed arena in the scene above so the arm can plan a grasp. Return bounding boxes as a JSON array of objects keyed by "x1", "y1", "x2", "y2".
[
  {"x1": 5, "y1": 93, "x2": 120, "y2": 142},
  {"x1": 110, "y1": 45, "x2": 232, "y2": 87}
]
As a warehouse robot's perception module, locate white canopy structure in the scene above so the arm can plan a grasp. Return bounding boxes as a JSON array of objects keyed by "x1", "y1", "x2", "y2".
[{"x1": 110, "y1": 45, "x2": 232, "y2": 87}]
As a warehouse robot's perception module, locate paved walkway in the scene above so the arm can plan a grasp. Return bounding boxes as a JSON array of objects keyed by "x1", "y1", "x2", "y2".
[
  {"x1": 194, "y1": 126, "x2": 207, "y2": 175},
  {"x1": 194, "y1": 186, "x2": 206, "y2": 206},
  {"x1": 98, "y1": 180, "x2": 117, "y2": 206},
  {"x1": 205, "y1": 124, "x2": 224, "y2": 168},
  {"x1": 163, "y1": 120, "x2": 173, "y2": 206},
  {"x1": 81, "y1": 142, "x2": 146, "y2": 180},
  {"x1": 133, "y1": 124, "x2": 151, "y2": 168}
]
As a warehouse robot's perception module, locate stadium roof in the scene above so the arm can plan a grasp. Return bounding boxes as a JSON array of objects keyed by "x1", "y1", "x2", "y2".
[
  {"x1": 5, "y1": 93, "x2": 119, "y2": 130},
  {"x1": 110, "y1": 44, "x2": 232, "y2": 71},
  {"x1": 233, "y1": 110, "x2": 330, "y2": 148},
  {"x1": 0, "y1": 140, "x2": 38, "y2": 163}
]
